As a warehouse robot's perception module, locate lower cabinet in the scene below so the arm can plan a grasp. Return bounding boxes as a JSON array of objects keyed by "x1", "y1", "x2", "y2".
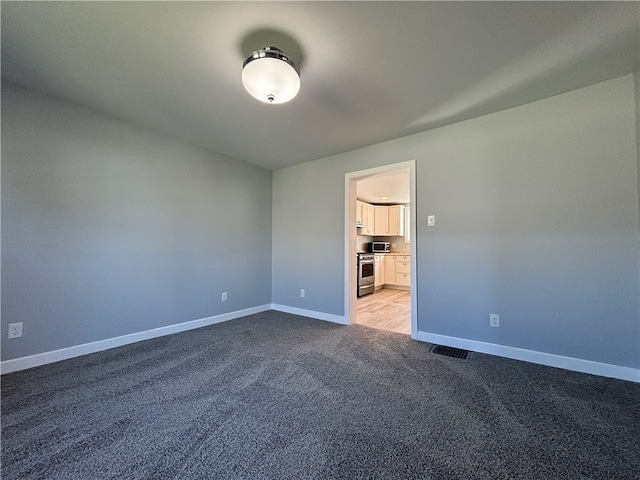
[
  {"x1": 395, "y1": 256, "x2": 410, "y2": 286},
  {"x1": 374, "y1": 254, "x2": 385, "y2": 288},
  {"x1": 381, "y1": 254, "x2": 410, "y2": 288},
  {"x1": 395, "y1": 272, "x2": 411, "y2": 286},
  {"x1": 384, "y1": 255, "x2": 396, "y2": 285}
]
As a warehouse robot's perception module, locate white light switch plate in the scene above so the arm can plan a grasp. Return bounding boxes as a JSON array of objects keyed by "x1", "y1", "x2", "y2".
[{"x1": 427, "y1": 215, "x2": 436, "y2": 227}]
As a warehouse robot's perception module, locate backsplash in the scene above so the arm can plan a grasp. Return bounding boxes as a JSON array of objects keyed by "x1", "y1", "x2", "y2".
[
  {"x1": 357, "y1": 236, "x2": 373, "y2": 252},
  {"x1": 372, "y1": 235, "x2": 409, "y2": 252},
  {"x1": 357, "y1": 236, "x2": 409, "y2": 253}
]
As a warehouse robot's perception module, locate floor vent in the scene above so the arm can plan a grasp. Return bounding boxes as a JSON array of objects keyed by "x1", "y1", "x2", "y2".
[{"x1": 430, "y1": 344, "x2": 470, "y2": 360}]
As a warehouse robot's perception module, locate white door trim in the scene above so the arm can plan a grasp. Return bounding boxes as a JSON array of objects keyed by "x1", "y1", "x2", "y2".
[{"x1": 344, "y1": 160, "x2": 417, "y2": 338}]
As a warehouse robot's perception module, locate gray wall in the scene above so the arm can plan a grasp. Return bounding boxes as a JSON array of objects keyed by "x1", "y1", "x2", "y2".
[
  {"x1": 3, "y1": 74, "x2": 638, "y2": 370},
  {"x1": 1, "y1": 82, "x2": 273, "y2": 361},
  {"x1": 272, "y1": 74, "x2": 639, "y2": 369},
  {"x1": 636, "y1": 68, "x2": 640, "y2": 182}
]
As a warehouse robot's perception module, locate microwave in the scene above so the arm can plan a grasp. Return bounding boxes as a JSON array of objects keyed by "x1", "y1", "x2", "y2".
[{"x1": 369, "y1": 242, "x2": 390, "y2": 253}]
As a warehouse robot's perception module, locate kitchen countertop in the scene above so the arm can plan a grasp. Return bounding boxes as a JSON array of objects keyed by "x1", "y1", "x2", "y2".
[
  {"x1": 357, "y1": 251, "x2": 410, "y2": 255},
  {"x1": 373, "y1": 252, "x2": 410, "y2": 255}
]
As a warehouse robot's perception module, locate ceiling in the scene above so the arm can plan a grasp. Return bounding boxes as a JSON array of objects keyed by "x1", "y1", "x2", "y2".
[
  {"x1": 2, "y1": 2, "x2": 638, "y2": 171},
  {"x1": 357, "y1": 170, "x2": 410, "y2": 205}
]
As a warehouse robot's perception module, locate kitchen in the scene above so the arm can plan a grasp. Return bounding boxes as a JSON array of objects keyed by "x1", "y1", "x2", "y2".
[{"x1": 354, "y1": 169, "x2": 411, "y2": 335}]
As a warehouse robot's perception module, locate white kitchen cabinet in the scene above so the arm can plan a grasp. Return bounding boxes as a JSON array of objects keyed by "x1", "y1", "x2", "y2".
[
  {"x1": 362, "y1": 202, "x2": 375, "y2": 235},
  {"x1": 374, "y1": 205, "x2": 405, "y2": 236},
  {"x1": 395, "y1": 256, "x2": 411, "y2": 286},
  {"x1": 395, "y1": 272, "x2": 411, "y2": 286},
  {"x1": 384, "y1": 255, "x2": 396, "y2": 284},
  {"x1": 356, "y1": 200, "x2": 364, "y2": 227},
  {"x1": 374, "y1": 254, "x2": 385, "y2": 289},
  {"x1": 379, "y1": 254, "x2": 410, "y2": 288},
  {"x1": 388, "y1": 205, "x2": 403, "y2": 236},
  {"x1": 374, "y1": 206, "x2": 388, "y2": 236},
  {"x1": 395, "y1": 255, "x2": 410, "y2": 266},
  {"x1": 357, "y1": 201, "x2": 375, "y2": 236}
]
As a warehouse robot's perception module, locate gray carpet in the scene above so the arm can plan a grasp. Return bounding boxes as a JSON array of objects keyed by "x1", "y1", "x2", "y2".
[{"x1": 2, "y1": 310, "x2": 639, "y2": 479}]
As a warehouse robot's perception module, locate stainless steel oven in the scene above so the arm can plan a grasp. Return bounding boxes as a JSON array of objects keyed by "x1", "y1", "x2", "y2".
[{"x1": 357, "y1": 253, "x2": 375, "y2": 297}]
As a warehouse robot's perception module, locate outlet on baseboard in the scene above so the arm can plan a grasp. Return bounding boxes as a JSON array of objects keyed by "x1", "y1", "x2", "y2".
[
  {"x1": 490, "y1": 314, "x2": 499, "y2": 327},
  {"x1": 8, "y1": 322, "x2": 23, "y2": 339},
  {"x1": 221, "y1": 292, "x2": 228, "y2": 302},
  {"x1": 300, "y1": 289, "x2": 305, "y2": 298}
]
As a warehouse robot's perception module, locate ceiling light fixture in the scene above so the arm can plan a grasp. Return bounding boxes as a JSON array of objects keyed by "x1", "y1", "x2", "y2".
[{"x1": 242, "y1": 46, "x2": 300, "y2": 104}]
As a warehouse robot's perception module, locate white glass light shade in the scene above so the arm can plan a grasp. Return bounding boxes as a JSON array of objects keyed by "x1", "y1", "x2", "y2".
[{"x1": 242, "y1": 47, "x2": 300, "y2": 104}]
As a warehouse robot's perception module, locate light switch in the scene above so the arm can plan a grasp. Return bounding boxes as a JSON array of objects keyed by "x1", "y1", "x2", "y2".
[{"x1": 427, "y1": 215, "x2": 436, "y2": 227}]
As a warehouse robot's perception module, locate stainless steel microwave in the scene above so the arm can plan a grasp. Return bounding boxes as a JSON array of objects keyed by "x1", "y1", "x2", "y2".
[{"x1": 370, "y1": 242, "x2": 390, "y2": 253}]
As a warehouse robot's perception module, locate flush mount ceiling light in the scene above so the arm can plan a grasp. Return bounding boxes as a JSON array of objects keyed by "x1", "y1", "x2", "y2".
[{"x1": 242, "y1": 46, "x2": 300, "y2": 104}]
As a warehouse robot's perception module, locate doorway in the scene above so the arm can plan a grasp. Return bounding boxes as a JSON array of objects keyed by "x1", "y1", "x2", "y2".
[{"x1": 344, "y1": 160, "x2": 417, "y2": 338}]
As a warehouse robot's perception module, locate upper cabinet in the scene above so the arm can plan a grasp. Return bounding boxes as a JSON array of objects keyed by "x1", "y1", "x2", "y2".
[
  {"x1": 374, "y1": 206, "x2": 388, "y2": 235},
  {"x1": 358, "y1": 201, "x2": 406, "y2": 237},
  {"x1": 356, "y1": 200, "x2": 364, "y2": 227},
  {"x1": 374, "y1": 205, "x2": 405, "y2": 236},
  {"x1": 388, "y1": 205, "x2": 404, "y2": 236},
  {"x1": 363, "y1": 203, "x2": 375, "y2": 235},
  {"x1": 357, "y1": 200, "x2": 375, "y2": 236}
]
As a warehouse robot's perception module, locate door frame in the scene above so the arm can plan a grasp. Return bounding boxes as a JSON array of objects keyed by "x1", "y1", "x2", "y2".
[{"x1": 344, "y1": 160, "x2": 417, "y2": 338}]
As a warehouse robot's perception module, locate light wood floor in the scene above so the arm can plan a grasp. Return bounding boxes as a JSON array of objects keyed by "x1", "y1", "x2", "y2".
[{"x1": 355, "y1": 288, "x2": 411, "y2": 335}]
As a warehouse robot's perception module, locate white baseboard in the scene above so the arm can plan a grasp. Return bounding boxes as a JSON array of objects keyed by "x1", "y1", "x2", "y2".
[
  {"x1": 0, "y1": 304, "x2": 271, "y2": 375},
  {"x1": 417, "y1": 331, "x2": 639, "y2": 383},
  {"x1": 270, "y1": 304, "x2": 348, "y2": 325},
  {"x1": 6, "y1": 309, "x2": 634, "y2": 383}
]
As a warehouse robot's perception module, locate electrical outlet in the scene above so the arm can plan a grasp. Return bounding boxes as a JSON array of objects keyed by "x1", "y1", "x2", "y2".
[
  {"x1": 490, "y1": 314, "x2": 499, "y2": 327},
  {"x1": 300, "y1": 289, "x2": 305, "y2": 298},
  {"x1": 221, "y1": 292, "x2": 227, "y2": 302},
  {"x1": 427, "y1": 215, "x2": 436, "y2": 227},
  {"x1": 8, "y1": 322, "x2": 23, "y2": 339}
]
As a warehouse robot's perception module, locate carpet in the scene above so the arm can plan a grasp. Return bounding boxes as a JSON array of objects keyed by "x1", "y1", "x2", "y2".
[{"x1": 2, "y1": 310, "x2": 639, "y2": 479}]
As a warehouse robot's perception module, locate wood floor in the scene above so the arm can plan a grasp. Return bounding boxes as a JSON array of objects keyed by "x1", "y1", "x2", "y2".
[{"x1": 355, "y1": 288, "x2": 411, "y2": 335}]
